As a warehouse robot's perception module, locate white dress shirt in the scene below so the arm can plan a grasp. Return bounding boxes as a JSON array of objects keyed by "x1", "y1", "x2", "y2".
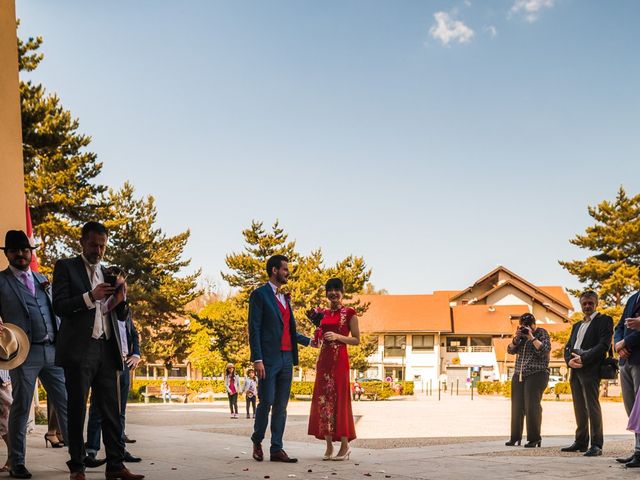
[
  {"x1": 574, "y1": 311, "x2": 598, "y2": 351},
  {"x1": 80, "y1": 255, "x2": 112, "y2": 340}
]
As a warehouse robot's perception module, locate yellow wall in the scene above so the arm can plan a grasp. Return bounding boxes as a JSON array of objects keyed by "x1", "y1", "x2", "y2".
[{"x1": 0, "y1": 0, "x2": 25, "y2": 269}]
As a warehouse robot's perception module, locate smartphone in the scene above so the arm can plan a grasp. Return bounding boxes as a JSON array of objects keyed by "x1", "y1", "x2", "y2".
[{"x1": 103, "y1": 274, "x2": 117, "y2": 286}]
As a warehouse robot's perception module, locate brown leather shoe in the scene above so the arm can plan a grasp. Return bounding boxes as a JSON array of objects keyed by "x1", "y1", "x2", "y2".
[
  {"x1": 270, "y1": 450, "x2": 298, "y2": 463},
  {"x1": 105, "y1": 468, "x2": 145, "y2": 480},
  {"x1": 253, "y1": 442, "x2": 264, "y2": 461},
  {"x1": 70, "y1": 473, "x2": 86, "y2": 480}
]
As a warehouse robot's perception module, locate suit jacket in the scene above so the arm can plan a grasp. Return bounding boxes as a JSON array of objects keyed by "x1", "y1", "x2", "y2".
[
  {"x1": 564, "y1": 312, "x2": 614, "y2": 375},
  {"x1": 614, "y1": 292, "x2": 640, "y2": 366},
  {"x1": 116, "y1": 303, "x2": 141, "y2": 357},
  {"x1": 248, "y1": 283, "x2": 310, "y2": 366},
  {"x1": 52, "y1": 255, "x2": 124, "y2": 369},
  {"x1": 0, "y1": 267, "x2": 59, "y2": 342}
]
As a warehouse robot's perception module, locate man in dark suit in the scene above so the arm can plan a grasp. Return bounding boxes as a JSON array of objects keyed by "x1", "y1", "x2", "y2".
[
  {"x1": 85, "y1": 304, "x2": 142, "y2": 466},
  {"x1": 0, "y1": 230, "x2": 68, "y2": 479},
  {"x1": 249, "y1": 255, "x2": 312, "y2": 463},
  {"x1": 561, "y1": 290, "x2": 613, "y2": 457},
  {"x1": 52, "y1": 222, "x2": 143, "y2": 480},
  {"x1": 613, "y1": 267, "x2": 640, "y2": 466}
]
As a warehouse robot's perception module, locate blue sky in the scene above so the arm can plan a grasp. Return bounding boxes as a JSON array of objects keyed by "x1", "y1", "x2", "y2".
[{"x1": 16, "y1": 1, "x2": 640, "y2": 300}]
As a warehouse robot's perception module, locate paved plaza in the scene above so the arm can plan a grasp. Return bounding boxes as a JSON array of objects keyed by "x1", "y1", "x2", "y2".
[{"x1": 16, "y1": 395, "x2": 640, "y2": 479}]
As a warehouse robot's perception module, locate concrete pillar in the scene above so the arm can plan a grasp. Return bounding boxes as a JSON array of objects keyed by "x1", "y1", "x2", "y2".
[{"x1": 0, "y1": 0, "x2": 26, "y2": 269}]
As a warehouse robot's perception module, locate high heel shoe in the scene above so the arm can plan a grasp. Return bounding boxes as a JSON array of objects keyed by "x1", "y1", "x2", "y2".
[
  {"x1": 44, "y1": 433, "x2": 64, "y2": 448},
  {"x1": 332, "y1": 450, "x2": 351, "y2": 461},
  {"x1": 505, "y1": 440, "x2": 521, "y2": 446},
  {"x1": 524, "y1": 440, "x2": 542, "y2": 448},
  {"x1": 322, "y1": 452, "x2": 333, "y2": 461}
]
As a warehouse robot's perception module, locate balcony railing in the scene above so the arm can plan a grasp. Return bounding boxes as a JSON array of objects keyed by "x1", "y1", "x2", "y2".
[{"x1": 446, "y1": 346, "x2": 493, "y2": 353}]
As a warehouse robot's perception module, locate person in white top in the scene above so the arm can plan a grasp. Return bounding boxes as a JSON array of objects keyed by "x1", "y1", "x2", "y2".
[{"x1": 243, "y1": 369, "x2": 258, "y2": 419}]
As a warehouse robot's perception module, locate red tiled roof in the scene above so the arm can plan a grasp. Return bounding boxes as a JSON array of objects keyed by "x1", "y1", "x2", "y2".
[
  {"x1": 452, "y1": 304, "x2": 529, "y2": 335},
  {"x1": 356, "y1": 292, "x2": 452, "y2": 333}
]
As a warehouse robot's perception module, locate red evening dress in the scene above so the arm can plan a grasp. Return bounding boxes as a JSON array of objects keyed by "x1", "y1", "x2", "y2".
[{"x1": 307, "y1": 307, "x2": 357, "y2": 442}]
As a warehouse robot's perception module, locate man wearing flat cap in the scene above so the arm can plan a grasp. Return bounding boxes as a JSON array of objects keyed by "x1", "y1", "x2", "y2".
[{"x1": 0, "y1": 230, "x2": 69, "y2": 479}]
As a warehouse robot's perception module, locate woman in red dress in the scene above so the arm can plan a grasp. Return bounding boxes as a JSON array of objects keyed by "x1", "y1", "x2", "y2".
[{"x1": 307, "y1": 278, "x2": 359, "y2": 461}]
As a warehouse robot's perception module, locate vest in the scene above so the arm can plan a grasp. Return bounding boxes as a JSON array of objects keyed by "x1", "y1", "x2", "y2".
[
  {"x1": 276, "y1": 300, "x2": 292, "y2": 352},
  {"x1": 16, "y1": 277, "x2": 56, "y2": 343}
]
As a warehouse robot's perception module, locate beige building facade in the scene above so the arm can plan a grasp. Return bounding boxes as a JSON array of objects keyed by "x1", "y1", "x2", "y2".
[
  {"x1": 358, "y1": 266, "x2": 573, "y2": 390},
  {"x1": 0, "y1": 0, "x2": 26, "y2": 268}
]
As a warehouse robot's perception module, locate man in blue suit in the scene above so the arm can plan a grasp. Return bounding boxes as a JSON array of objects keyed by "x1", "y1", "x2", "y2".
[
  {"x1": 614, "y1": 267, "x2": 640, "y2": 466},
  {"x1": 85, "y1": 302, "x2": 142, "y2": 467},
  {"x1": 249, "y1": 255, "x2": 312, "y2": 463}
]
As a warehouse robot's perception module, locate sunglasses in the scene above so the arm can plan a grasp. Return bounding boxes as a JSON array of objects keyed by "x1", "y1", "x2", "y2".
[{"x1": 5, "y1": 248, "x2": 35, "y2": 254}]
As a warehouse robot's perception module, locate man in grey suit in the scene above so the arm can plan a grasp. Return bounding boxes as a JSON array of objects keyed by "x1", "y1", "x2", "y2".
[{"x1": 0, "y1": 230, "x2": 68, "y2": 479}]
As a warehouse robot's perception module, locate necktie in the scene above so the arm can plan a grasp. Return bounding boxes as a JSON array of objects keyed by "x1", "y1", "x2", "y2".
[{"x1": 20, "y1": 271, "x2": 35, "y2": 296}]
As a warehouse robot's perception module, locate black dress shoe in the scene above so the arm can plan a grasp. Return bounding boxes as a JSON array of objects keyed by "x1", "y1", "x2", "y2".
[
  {"x1": 524, "y1": 440, "x2": 542, "y2": 448},
  {"x1": 584, "y1": 446, "x2": 603, "y2": 457},
  {"x1": 270, "y1": 450, "x2": 298, "y2": 463},
  {"x1": 9, "y1": 464, "x2": 32, "y2": 479},
  {"x1": 123, "y1": 435, "x2": 137, "y2": 444},
  {"x1": 124, "y1": 451, "x2": 142, "y2": 463},
  {"x1": 505, "y1": 440, "x2": 521, "y2": 446},
  {"x1": 561, "y1": 443, "x2": 588, "y2": 452},
  {"x1": 616, "y1": 453, "x2": 636, "y2": 464},
  {"x1": 84, "y1": 454, "x2": 107, "y2": 468},
  {"x1": 625, "y1": 456, "x2": 640, "y2": 468}
]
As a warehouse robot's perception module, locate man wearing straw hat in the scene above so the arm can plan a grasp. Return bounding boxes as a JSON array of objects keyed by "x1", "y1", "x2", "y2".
[{"x1": 0, "y1": 230, "x2": 69, "y2": 479}]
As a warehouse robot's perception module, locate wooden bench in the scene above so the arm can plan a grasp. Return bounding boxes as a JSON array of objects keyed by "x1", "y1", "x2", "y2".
[{"x1": 143, "y1": 385, "x2": 189, "y2": 403}]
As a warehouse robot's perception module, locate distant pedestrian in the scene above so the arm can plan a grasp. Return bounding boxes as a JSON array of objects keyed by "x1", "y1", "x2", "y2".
[
  {"x1": 160, "y1": 379, "x2": 171, "y2": 403},
  {"x1": 352, "y1": 381, "x2": 363, "y2": 401},
  {"x1": 505, "y1": 313, "x2": 551, "y2": 448},
  {"x1": 225, "y1": 363, "x2": 240, "y2": 419},
  {"x1": 243, "y1": 369, "x2": 257, "y2": 419}
]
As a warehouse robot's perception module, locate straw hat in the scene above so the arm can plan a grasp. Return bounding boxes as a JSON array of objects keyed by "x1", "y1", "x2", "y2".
[{"x1": 0, "y1": 320, "x2": 30, "y2": 370}]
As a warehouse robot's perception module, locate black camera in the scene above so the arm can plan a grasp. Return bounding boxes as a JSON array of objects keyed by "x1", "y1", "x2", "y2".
[{"x1": 514, "y1": 313, "x2": 536, "y2": 346}]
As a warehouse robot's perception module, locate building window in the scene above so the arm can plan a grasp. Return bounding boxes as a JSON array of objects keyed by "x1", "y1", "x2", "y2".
[
  {"x1": 469, "y1": 337, "x2": 492, "y2": 351},
  {"x1": 446, "y1": 336, "x2": 467, "y2": 352},
  {"x1": 384, "y1": 335, "x2": 406, "y2": 357},
  {"x1": 412, "y1": 335, "x2": 435, "y2": 351}
]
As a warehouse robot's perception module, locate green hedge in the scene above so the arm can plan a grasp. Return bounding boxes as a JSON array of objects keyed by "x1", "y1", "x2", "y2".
[
  {"x1": 476, "y1": 381, "x2": 511, "y2": 397},
  {"x1": 129, "y1": 379, "x2": 227, "y2": 401},
  {"x1": 128, "y1": 379, "x2": 413, "y2": 401},
  {"x1": 476, "y1": 380, "x2": 572, "y2": 397}
]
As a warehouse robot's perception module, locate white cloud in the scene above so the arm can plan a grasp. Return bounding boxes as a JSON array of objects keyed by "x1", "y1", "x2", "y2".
[
  {"x1": 429, "y1": 11, "x2": 474, "y2": 46},
  {"x1": 510, "y1": 0, "x2": 554, "y2": 22},
  {"x1": 485, "y1": 25, "x2": 498, "y2": 37}
]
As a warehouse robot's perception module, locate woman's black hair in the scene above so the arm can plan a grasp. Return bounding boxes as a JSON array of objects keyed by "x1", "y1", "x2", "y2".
[{"x1": 325, "y1": 277, "x2": 344, "y2": 293}]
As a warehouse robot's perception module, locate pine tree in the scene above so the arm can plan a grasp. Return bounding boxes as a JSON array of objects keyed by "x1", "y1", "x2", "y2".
[
  {"x1": 18, "y1": 28, "x2": 107, "y2": 275},
  {"x1": 105, "y1": 183, "x2": 200, "y2": 363},
  {"x1": 559, "y1": 186, "x2": 640, "y2": 310}
]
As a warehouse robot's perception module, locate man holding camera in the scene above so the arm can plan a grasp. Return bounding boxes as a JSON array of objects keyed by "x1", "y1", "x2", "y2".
[
  {"x1": 562, "y1": 291, "x2": 613, "y2": 457},
  {"x1": 53, "y1": 222, "x2": 144, "y2": 480}
]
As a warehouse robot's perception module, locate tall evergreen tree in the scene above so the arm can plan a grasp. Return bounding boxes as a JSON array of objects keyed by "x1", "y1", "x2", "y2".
[
  {"x1": 105, "y1": 183, "x2": 200, "y2": 363},
  {"x1": 18, "y1": 28, "x2": 107, "y2": 275},
  {"x1": 559, "y1": 186, "x2": 640, "y2": 310}
]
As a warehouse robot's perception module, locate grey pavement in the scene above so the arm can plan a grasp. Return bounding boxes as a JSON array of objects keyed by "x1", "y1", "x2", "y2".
[{"x1": 13, "y1": 397, "x2": 640, "y2": 479}]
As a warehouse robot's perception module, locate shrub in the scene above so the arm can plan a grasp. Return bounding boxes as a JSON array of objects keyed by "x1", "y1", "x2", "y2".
[{"x1": 553, "y1": 382, "x2": 571, "y2": 395}]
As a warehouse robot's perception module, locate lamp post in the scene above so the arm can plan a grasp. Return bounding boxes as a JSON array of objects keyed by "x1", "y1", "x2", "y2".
[{"x1": 400, "y1": 342, "x2": 406, "y2": 382}]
